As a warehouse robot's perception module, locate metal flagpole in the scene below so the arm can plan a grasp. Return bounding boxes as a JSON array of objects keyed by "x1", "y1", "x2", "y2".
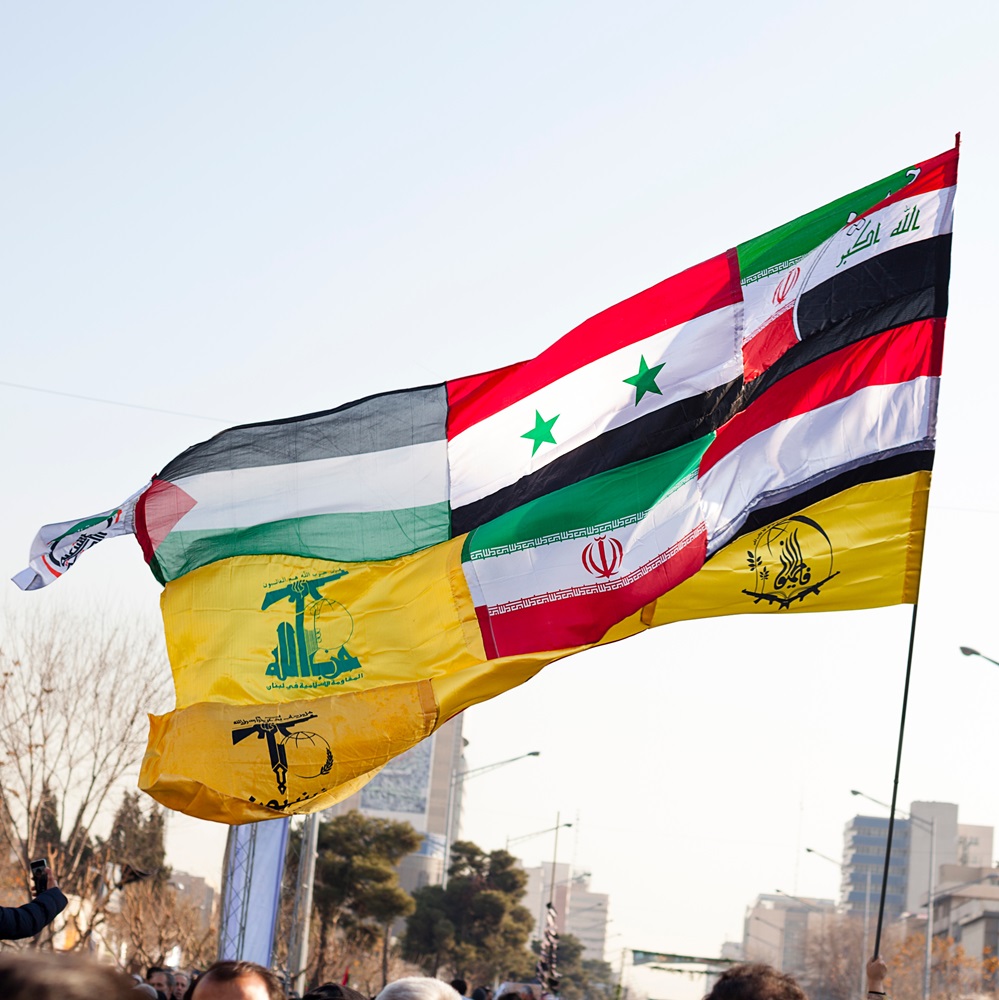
[
  {"x1": 287, "y1": 812, "x2": 321, "y2": 996},
  {"x1": 872, "y1": 603, "x2": 920, "y2": 959}
]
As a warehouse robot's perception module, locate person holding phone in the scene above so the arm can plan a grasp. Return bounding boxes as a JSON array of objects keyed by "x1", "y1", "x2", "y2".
[{"x1": 0, "y1": 861, "x2": 67, "y2": 940}]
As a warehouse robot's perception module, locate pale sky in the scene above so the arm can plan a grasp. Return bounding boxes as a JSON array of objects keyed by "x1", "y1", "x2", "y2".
[{"x1": 4, "y1": 4, "x2": 998, "y2": 997}]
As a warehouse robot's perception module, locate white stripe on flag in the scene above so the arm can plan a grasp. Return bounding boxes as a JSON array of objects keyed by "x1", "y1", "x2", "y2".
[
  {"x1": 700, "y1": 376, "x2": 937, "y2": 553},
  {"x1": 172, "y1": 439, "x2": 449, "y2": 531}
]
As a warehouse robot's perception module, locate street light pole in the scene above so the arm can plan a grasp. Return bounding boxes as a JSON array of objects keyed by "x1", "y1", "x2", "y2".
[
  {"x1": 805, "y1": 846, "x2": 871, "y2": 999},
  {"x1": 441, "y1": 750, "x2": 540, "y2": 888},
  {"x1": 959, "y1": 646, "x2": 999, "y2": 668}
]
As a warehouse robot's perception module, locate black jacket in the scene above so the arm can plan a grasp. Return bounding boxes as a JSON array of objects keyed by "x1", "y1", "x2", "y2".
[{"x1": 0, "y1": 887, "x2": 68, "y2": 940}]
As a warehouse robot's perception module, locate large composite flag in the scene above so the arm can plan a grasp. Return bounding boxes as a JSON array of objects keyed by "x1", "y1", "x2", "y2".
[{"x1": 15, "y1": 144, "x2": 957, "y2": 823}]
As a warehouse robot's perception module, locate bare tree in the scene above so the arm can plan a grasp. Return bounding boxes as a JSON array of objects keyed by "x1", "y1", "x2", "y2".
[{"x1": 0, "y1": 604, "x2": 171, "y2": 948}]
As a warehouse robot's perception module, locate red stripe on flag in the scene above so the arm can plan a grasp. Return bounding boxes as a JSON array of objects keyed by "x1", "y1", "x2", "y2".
[
  {"x1": 702, "y1": 318, "x2": 944, "y2": 475},
  {"x1": 446, "y1": 250, "x2": 741, "y2": 439},
  {"x1": 135, "y1": 479, "x2": 198, "y2": 564},
  {"x1": 742, "y1": 306, "x2": 797, "y2": 382},
  {"x1": 476, "y1": 526, "x2": 706, "y2": 659}
]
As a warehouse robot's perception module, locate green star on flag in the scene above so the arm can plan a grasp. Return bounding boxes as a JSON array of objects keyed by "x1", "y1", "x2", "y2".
[
  {"x1": 521, "y1": 410, "x2": 559, "y2": 455},
  {"x1": 624, "y1": 355, "x2": 665, "y2": 405}
]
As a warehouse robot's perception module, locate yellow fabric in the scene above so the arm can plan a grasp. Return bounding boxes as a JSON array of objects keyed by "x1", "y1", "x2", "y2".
[
  {"x1": 643, "y1": 470, "x2": 928, "y2": 626},
  {"x1": 140, "y1": 471, "x2": 928, "y2": 822}
]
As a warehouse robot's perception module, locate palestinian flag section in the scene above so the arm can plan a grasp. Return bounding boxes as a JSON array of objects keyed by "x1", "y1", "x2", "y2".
[
  {"x1": 136, "y1": 384, "x2": 451, "y2": 584},
  {"x1": 644, "y1": 469, "x2": 929, "y2": 627},
  {"x1": 462, "y1": 435, "x2": 713, "y2": 658},
  {"x1": 739, "y1": 147, "x2": 957, "y2": 380}
]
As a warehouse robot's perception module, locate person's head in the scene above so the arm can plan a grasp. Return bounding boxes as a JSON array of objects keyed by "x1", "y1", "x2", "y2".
[
  {"x1": 450, "y1": 981, "x2": 468, "y2": 997},
  {"x1": 0, "y1": 951, "x2": 136, "y2": 1000},
  {"x1": 705, "y1": 964, "x2": 808, "y2": 1000},
  {"x1": 191, "y1": 961, "x2": 283, "y2": 1000},
  {"x1": 303, "y1": 985, "x2": 370, "y2": 1000},
  {"x1": 173, "y1": 971, "x2": 190, "y2": 998},
  {"x1": 148, "y1": 969, "x2": 176, "y2": 996},
  {"x1": 471, "y1": 989, "x2": 488, "y2": 1000},
  {"x1": 376, "y1": 978, "x2": 463, "y2": 1000}
]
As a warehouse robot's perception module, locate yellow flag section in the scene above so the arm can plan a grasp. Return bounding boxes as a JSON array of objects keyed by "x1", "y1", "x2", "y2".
[
  {"x1": 643, "y1": 470, "x2": 928, "y2": 626},
  {"x1": 139, "y1": 538, "x2": 588, "y2": 822},
  {"x1": 139, "y1": 470, "x2": 927, "y2": 822}
]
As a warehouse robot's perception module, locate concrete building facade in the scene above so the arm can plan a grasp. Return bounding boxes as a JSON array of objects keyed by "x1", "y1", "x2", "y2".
[{"x1": 742, "y1": 894, "x2": 837, "y2": 977}]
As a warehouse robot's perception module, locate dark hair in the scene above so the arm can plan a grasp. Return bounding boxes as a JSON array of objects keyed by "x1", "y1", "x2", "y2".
[
  {"x1": 193, "y1": 961, "x2": 283, "y2": 1000},
  {"x1": 450, "y1": 982, "x2": 468, "y2": 997},
  {"x1": 0, "y1": 952, "x2": 136, "y2": 1000},
  {"x1": 705, "y1": 964, "x2": 809, "y2": 1000},
  {"x1": 471, "y1": 990, "x2": 488, "y2": 1000},
  {"x1": 304, "y1": 985, "x2": 371, "y2": 1000}
]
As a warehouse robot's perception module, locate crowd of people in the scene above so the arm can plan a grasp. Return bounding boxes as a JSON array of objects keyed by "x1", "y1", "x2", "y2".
[{"x1": 0, "y1": 863, "x2": 892, "y2": 1000}]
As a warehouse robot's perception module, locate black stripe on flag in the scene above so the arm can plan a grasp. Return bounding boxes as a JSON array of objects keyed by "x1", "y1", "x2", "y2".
[
  {"x1": 745, "y1": 234, "x2": 950, "y2": 406},
  {"x1": 725, "y1": 448, "x2": 934, "y2": 546},
  {"x1": 158, "y1": 383, "x2": 448, "y2": 479}
]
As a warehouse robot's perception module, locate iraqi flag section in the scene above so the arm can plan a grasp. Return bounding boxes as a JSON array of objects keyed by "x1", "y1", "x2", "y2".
[
  {"x1": 699, "y1": 317, "x2": 942, "y2": 554},
  {"x1": 446, "y1": 251, "x2": 743, "y2": 536},
  {"x1": 739, "y1": 147, "x2": 957, "y2": 380},
  {"x1": 135, "y1": 384, "x2": 451, "y2": 584},
  {"x1": 461, "y1": 435, "x2": 712, "y2": 659}
]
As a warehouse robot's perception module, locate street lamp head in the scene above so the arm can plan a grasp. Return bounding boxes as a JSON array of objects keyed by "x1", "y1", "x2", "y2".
[
  {"x1": 528, "y1": 751, "x2": 541, "y2": 757},
  {"x1": 850, "y1": 789, "x2": 861, "y2": 796},
  {"x1": 960, "y1": 646, "x2": 979, "y2": 657}
]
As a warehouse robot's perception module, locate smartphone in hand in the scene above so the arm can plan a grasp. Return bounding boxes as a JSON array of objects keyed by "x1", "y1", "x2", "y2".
[{"x1": 30, "y1": 857, "x2": 48, "y2": 895}]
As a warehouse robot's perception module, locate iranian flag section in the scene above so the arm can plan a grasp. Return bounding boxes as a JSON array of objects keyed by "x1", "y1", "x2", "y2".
[{"x1": 461, "y1": 435, "x2": 712, "y2": 658}]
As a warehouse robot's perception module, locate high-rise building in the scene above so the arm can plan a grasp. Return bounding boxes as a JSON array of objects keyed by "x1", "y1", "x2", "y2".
[
  {"x1": 323, "y1": 715, "x2": 464, "y2": 892},
  {"x1": 840, "y1": 802, "x2": 994, "y2": 920},
  {"x1": 841, "y1": 814, "x2": 910, "y2": 920}
]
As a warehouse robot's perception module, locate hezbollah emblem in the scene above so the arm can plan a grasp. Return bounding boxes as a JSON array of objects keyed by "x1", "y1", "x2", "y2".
[
  {"x1": 262, "y1": 572, "x2": 362, "y2": 683},
  {"x1": 743, "y1": 515, "x2": 838, "y2": 610}
]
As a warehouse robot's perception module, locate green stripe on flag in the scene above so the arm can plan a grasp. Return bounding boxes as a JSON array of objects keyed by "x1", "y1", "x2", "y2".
[
  {"x1": 737, "y1": 165, "x2": 919, "y2": 283},
  {"x1": 463, "y1": 433, "x2": 714, "y2": 561},
  {"x1": 150, "y1": 503, "x2": 452, "y2": 583}
]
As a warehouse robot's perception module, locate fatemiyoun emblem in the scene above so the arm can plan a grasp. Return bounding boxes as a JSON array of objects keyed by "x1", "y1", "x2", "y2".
[
  {"x1": 743, "y1": 515, "x2": 838, "y2": 610},
  {"x1": 231, "y1": 711, "x2": 334, "y2": 800},
  {"x1": 582, "y1": 535, "x2": 624, "y2": 579},
  {"x1": 262, "y1": 572, "x2": 362, "y2": 683}
]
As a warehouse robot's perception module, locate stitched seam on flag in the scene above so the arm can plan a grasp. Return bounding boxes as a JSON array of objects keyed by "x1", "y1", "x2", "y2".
[
  {"x1": 483, "y1": 524, "x2": 705, "y2": 614},
  {"x1": 466, "y1": 471, "x2": 698, "y2": 560},
  {"x1": 741, "y1": 253, "x2": 809, "y2": 286}
]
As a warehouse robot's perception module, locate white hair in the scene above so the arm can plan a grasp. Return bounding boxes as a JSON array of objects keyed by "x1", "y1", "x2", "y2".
[{"x1": 377, "y1": 977, "x2": 464, "y2": 1000}]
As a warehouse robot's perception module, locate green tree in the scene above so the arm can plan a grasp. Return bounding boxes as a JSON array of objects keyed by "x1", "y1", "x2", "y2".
[
  {"x1": 403, "y1": 840, "x2": 535, "y2": 983},
  {"x1": 308, "y1": 810, "x2": 422, "y2": 987},
  {"x1": 104, "y1": 791, "x2": 168, "y2": 886}
]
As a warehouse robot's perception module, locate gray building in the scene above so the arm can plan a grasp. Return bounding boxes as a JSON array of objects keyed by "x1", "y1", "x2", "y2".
[{"x1": 742, "y1": 893, "x2": 837, "y2": 976}]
